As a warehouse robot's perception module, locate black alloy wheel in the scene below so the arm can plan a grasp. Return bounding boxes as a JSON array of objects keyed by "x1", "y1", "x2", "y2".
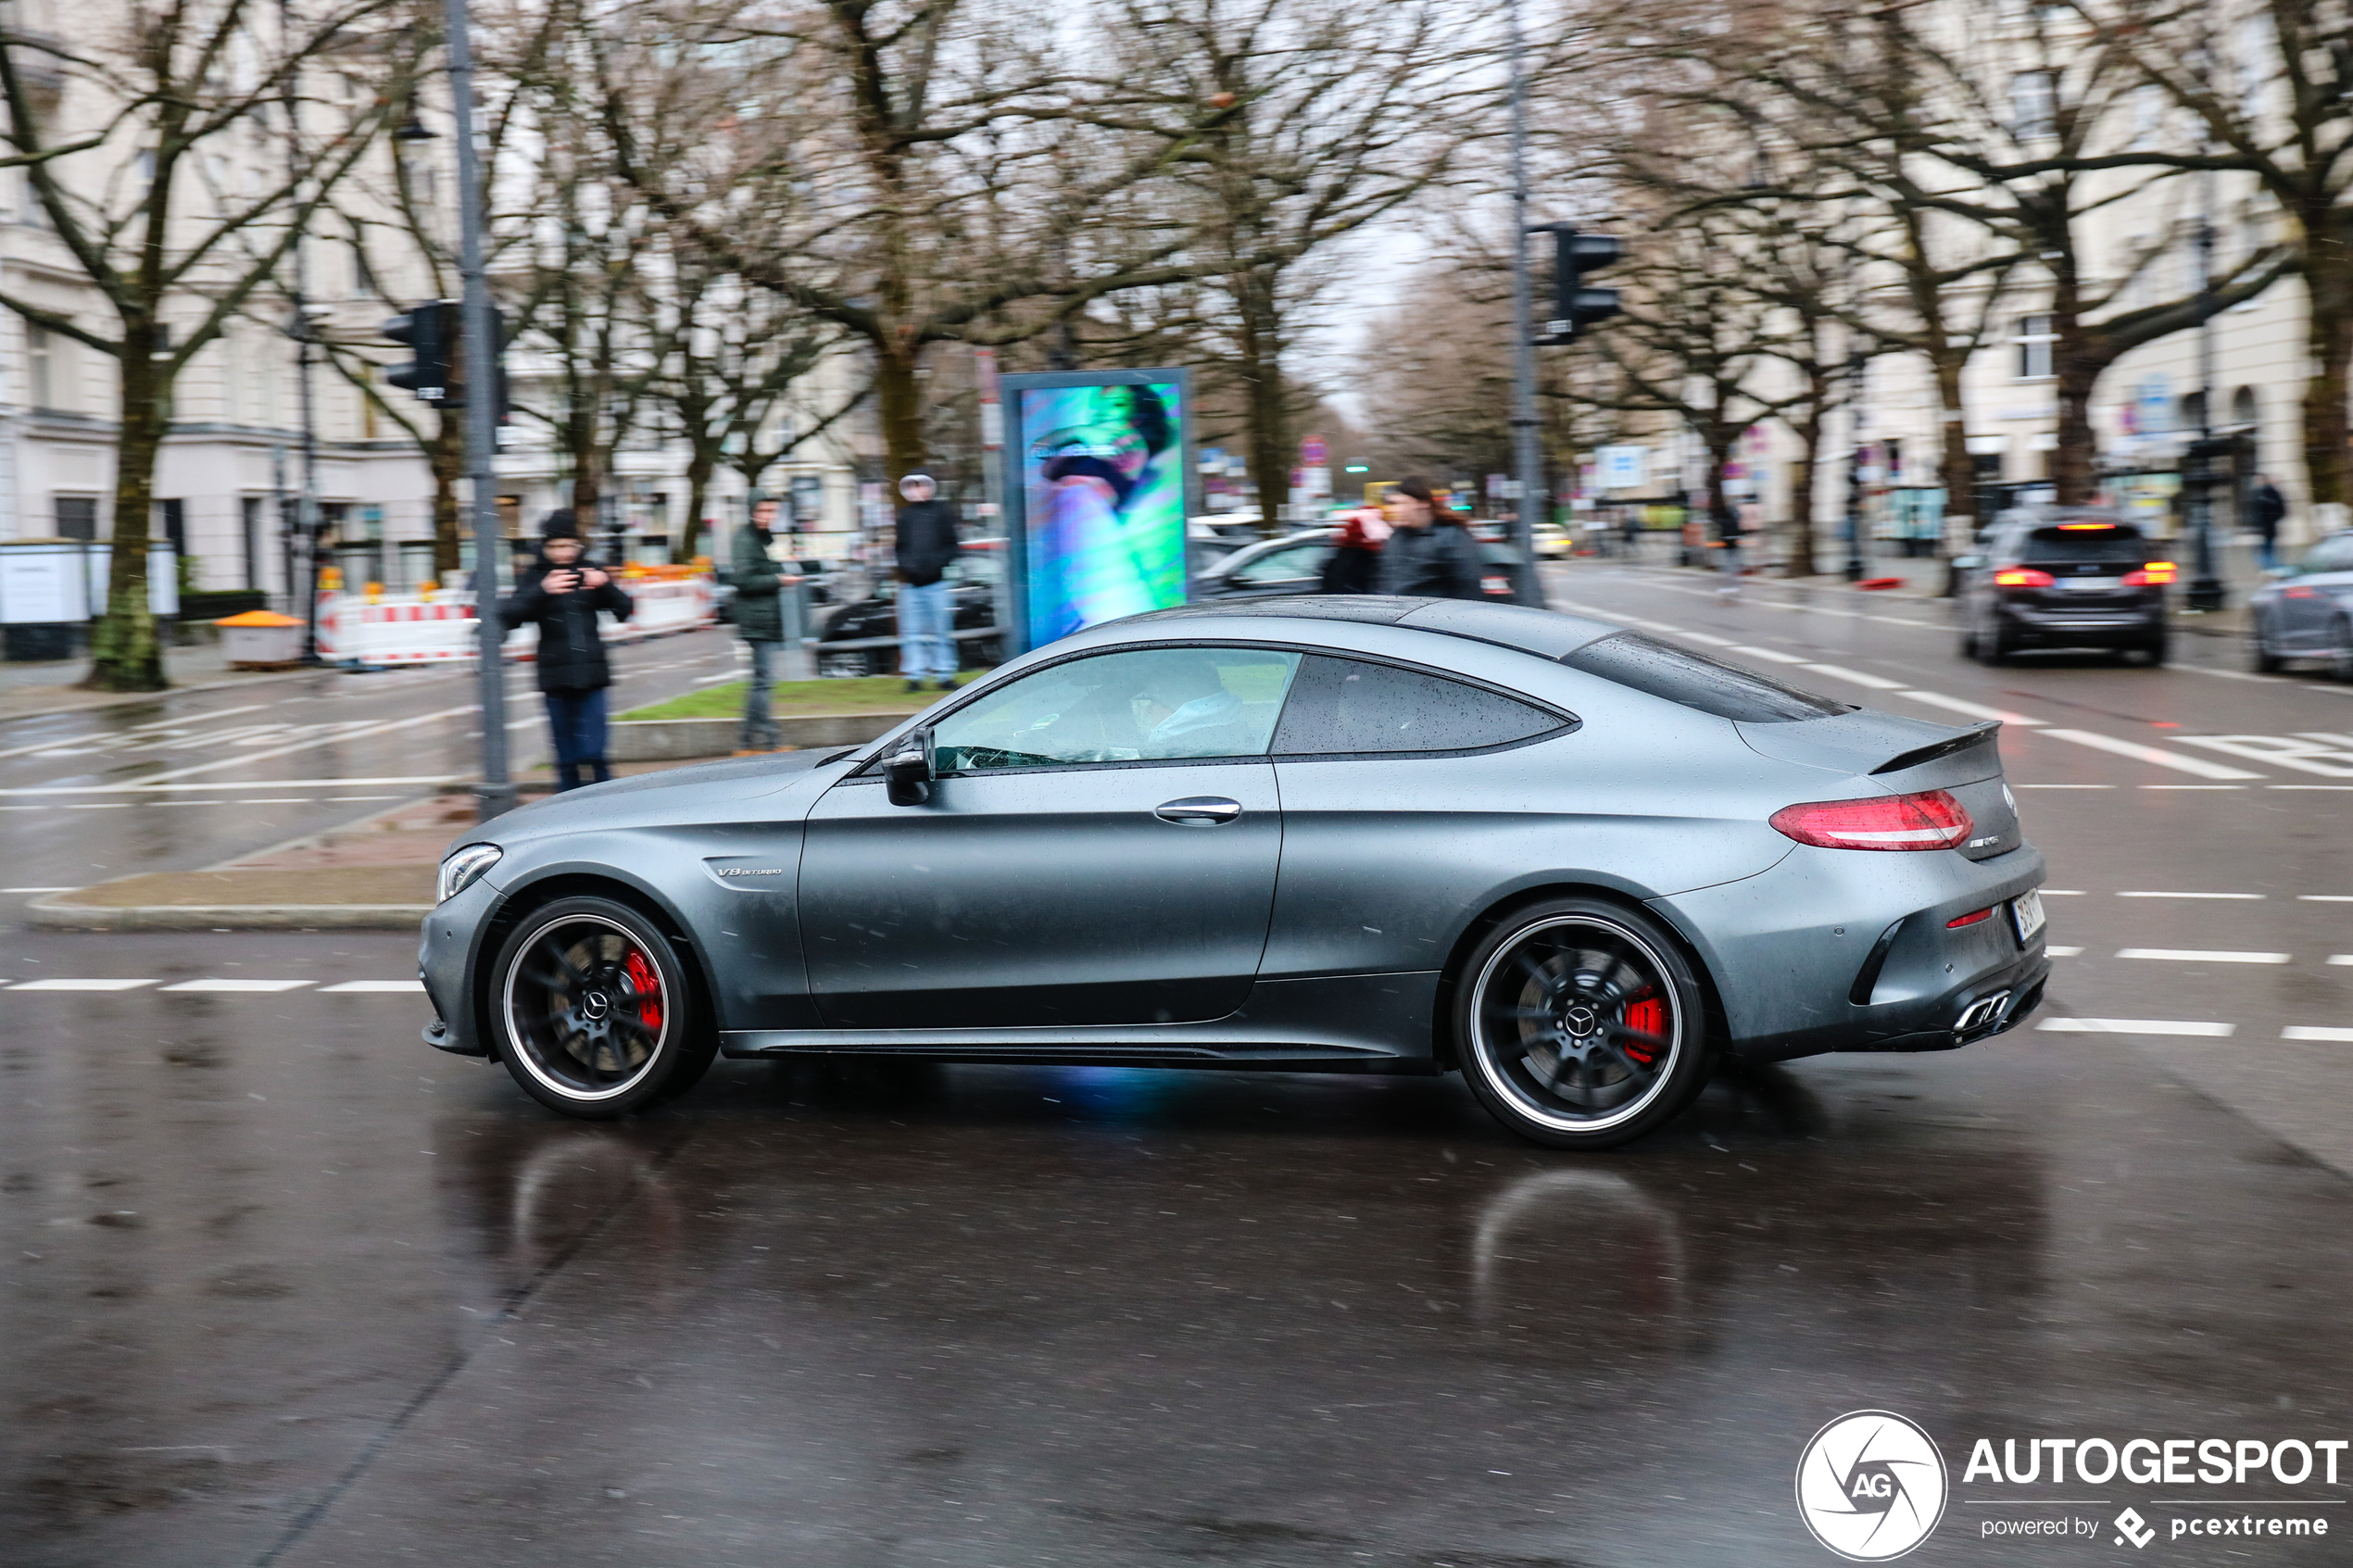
[
  {"x1": 1455, "y1": 897, "x2": 1712, "y2": 1150},
  {"x1": 491, "y1": 896, "x2": 714, "y2": 1118}
]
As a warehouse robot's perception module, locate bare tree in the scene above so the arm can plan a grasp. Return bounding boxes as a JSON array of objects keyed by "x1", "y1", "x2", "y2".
[{"x1": 0, "y1": 0, "x2": 400, "y2": 688}]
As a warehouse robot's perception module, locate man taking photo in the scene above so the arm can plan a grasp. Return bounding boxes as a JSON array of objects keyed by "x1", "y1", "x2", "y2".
[
  {"x1": 894, "y1": 473, "x2": 962, "y2": 693},
  {"x1": 502, "y1": 510, "x2": 634, "y2": 792}
]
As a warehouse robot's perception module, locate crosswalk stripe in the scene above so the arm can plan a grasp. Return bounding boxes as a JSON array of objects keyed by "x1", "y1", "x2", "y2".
[{"x1": 2039, "y1": 730, "x2": 2266, "y2": 780}]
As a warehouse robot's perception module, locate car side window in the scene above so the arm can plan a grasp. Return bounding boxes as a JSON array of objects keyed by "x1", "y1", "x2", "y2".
[
  {"x1": 1231, "y1": 541, "x2": 1330, "y2": 584},
  {"x1": 930, "y1": 646, "x2": 1302, "y2": 772},
  {"x1": 2301, "y1": 537, "x2": 2353, "y2": 575},
  {"x1": 1271, "y1": 655, "x2": 1566, "y2": 757}
]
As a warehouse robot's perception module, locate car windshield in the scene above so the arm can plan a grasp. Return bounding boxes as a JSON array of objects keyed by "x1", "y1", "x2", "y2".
[
  {"x1": 1559, "y1": 631, "x2": 1850, "y2": 723},
  {"x1": 2019, "y1": 525, "x2": 2147, "y2": 564}
]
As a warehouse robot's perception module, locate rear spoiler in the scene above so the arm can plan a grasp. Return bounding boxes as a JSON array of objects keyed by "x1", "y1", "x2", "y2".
[{"x1": 1870, "y1": 720, "x2": 2000, "y2": 776}]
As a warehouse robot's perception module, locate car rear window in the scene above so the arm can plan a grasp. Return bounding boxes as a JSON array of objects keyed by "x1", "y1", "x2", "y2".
[
  {"x1": 2022, "y1": 525, "x2": 2148, "y2": 563},
  {"x1": 1272, "y1": 655, "x2": 1566, "y2": 755},
  {"x1": 1559, "y1": 632, "x2": 1851, "y2": 723}
]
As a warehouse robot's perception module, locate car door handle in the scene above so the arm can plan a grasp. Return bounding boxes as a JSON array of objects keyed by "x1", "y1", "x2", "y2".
[{"x1": 1154, "y1": 796, "x2": 1243, "y2": 826}]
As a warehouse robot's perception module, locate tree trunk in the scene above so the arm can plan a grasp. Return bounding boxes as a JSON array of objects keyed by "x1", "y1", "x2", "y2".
[
  {"x1": 1234, "y1": 271, "x2": 1290, "y2": 538},
  {"x1": 2303, "y1": 232, "x2": 2353, "y2": 514},
  {"x1": 681, "y1": 445, "x2": 715, "y2": 562},
  {"x1": 430, "y1": 411, "x2": 464, "y2": 580},
  {"x1": 875, "y1": 333, "x2": 927, "y2": 484},
  {"x1": 1785, "y1": 400, "x2": 1823, "y2": 578},
  {"x1": 2050, "y1": 341, "x2": 2099, "y2": 508},
  {"x1": 85, "y1": 351, "x2": 165, "y2": 692},
  {"x1": 1930, "y1": 350, "x2": 1975, "y2": 554}
]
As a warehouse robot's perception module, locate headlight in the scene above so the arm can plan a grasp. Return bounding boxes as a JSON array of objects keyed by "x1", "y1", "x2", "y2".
[{"x1": 436, "y1": 843, "x2": 503, "y2": 904}]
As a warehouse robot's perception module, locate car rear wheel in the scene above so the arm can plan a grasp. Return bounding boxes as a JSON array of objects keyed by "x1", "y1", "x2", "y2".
[
  {"x1": 1979, "y1": 614, "x2": 2016, "y2": 665},
  {"x1": 2332, "y1": 618, "x2": 2353, "y2": 683},
  {"x1": 490, "y1": 896, "x2": 715, "y2": 1119},
  {"x1": 1454, "y1": 898, "x2": 1711, "y2": 1150},
  {"x1": 2250, "y1": 616, "x2": 2284, "y2": 673}
]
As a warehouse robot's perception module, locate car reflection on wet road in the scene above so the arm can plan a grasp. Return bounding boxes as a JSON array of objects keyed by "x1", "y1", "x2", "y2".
[{"x1": 6, "y1": 931, "x2": 2348, "y2": 1566}]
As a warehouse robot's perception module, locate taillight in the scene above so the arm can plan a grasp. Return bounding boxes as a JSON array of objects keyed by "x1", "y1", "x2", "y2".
[
  {"x1": 1993, "y1": 568, "x2": 2054, "y2": 587},
  {"x1": 1946, "y1": 907, "x2": 1995, "y2": 929},
  {"x1": 1770, "y1": 789, "x2": 1974, "y2": 851},
  {"x1": 2122, "y1": 561, "x2": 2177, "y2": 586}
]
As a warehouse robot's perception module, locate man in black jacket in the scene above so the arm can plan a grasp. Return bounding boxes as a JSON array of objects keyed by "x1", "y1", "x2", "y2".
[
  {"x1": 502, "y1": 510, "x2": 634, "y2": 791},
  {"x1": 1377, "y1": 476, "x2": 1486, "y2": 600},
  {"x1": 2250, "y1": 475, "x2": 2287, "y2": 571},
  {"x1": 893, "y1": 473, "x2": 962, "y2": 692}
]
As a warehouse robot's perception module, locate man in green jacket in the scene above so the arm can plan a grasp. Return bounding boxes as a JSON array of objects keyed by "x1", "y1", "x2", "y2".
[{"x1": 730, "y1": 494, "x2": 788, "y2": 753}]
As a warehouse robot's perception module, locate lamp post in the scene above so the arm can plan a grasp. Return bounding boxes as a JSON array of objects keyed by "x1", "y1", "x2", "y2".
[
  {"x1": 2183, "y1": 161, "x2": 2225, "y2": 612},
  {"x1": 281, "y1": 0, "x2": 325, "y2": 663},
  {"x1": 1844, "y1": 341, "x2": 1869, "y2": 583},
  {"x1": 442, "y1": 0, "x2": 514, "y2": 819}
]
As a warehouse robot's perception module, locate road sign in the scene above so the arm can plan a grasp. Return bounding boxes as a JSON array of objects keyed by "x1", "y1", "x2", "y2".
[{"x1": 1301, "y1": 434, "x2": 1327, "y2": 466}]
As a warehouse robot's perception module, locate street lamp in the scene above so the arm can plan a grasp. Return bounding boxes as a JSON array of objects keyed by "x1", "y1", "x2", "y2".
[
  {"x1": 1504, "y1": 0, "x2": 1547, "y2": 608},
  {"x1": 2183, "y1": 162, "x2": 2226, "y2": 612}
]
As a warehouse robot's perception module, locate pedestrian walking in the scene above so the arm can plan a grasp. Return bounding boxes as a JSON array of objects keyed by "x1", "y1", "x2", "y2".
[
  {"x1": 2250, "y1": 474, "x2": 2287, "y2": 571},
  {"x1": 894, "y1": 473, "x2": 962, "y2": 692},
  {"x1": 729, "y1": 493, "x2": 789, "y2": 753},
  {"x1": 1318, "y1": 505, "x2": 1390, "y2": 594},
  {"x1": 503, "y1": 510, "x2": 633, "y2": 792},
  {"x1": 1378, "y1": 476, "x2": 1485, "y2": 600}
]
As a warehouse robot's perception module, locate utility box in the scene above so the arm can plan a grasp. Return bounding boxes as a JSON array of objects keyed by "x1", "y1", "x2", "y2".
[{"x1": 216, "y1": 608, "x2": 306, "y2": 669}]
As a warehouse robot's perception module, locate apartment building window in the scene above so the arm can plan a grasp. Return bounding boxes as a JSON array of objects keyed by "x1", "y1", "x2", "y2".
[
  {"x1": 27, "y1": 324, "x2": 52, "y2": 408},
  {"x1": 55, "y1": 495, "x2": 96, "y2": 541},
  {"x1": 2011, "y1": 72, "x2": 2057, "y2": 139},
  {"x1": 2014, "y1": 315, "x2": 2057, "y2": 380},
  {"x1": 241, "y1": 495, "x2": 264, "y2": 590}
]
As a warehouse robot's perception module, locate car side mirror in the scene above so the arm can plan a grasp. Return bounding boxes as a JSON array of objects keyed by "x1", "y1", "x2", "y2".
[{"x1": 884, "y1": 728, "x2": 934, "y2": 806}]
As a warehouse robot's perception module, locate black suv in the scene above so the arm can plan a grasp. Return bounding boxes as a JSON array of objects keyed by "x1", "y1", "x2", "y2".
[{"x1": 1956, "y1": 508, "x2": 2174, "y2": 665}]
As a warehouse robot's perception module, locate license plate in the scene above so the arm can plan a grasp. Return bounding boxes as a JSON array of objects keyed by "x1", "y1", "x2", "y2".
[
  {"x1": 2065, "y1": 576, "x2": 2120, "y2": 592},
  {"x1": 2011, "y1": 888, "x2": 2046, "y2": 944}
]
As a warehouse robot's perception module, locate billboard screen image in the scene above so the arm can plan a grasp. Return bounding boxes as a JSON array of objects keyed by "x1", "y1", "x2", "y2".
[{"x1": 1015, "y1": 379, "x2": 1187, "y2": 646}]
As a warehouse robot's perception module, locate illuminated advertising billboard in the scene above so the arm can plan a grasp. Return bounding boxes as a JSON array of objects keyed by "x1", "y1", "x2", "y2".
[{"x1": 1000, "y1": 369, "x2": 1193, "y2": 652}]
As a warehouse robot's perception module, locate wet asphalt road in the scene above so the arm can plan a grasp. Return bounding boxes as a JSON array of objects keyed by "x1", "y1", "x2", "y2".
[{"x1": 6, "y1": 578, "x2": 2353, "y2": 1566}]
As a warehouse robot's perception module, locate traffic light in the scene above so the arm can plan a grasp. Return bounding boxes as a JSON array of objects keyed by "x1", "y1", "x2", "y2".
[
  {"x1": 383, "y1": 300, "x2": 456, "y2": 402},
  {"x1": 1539, "y1": 229, "x2": 1621, "y2": 344},
  {"x1": 444, "y1": 305, "x2": 509, "y2": 420}
]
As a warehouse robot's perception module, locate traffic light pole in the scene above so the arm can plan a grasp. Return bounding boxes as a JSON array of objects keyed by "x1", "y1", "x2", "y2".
[
  {"x1": 444, "y1": 0, "x2": 513, "y2": 821},
  {"x1": 1504, "y1": 0, "x2": 1546, "y2": 608}
]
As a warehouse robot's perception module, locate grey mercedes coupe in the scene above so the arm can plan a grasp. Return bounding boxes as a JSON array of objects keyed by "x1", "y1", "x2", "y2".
[{"x1": 421, "y1": 596, "x2": 2050, "y2": 1150}]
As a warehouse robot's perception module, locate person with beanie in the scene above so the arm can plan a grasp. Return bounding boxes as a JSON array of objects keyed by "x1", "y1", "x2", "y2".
[
  {"x1": 893, "y1": 473, "x2": 962, "y2": 692},
  {"x1": 501, "y1": 509, "x2": 634, "y2": 791}
]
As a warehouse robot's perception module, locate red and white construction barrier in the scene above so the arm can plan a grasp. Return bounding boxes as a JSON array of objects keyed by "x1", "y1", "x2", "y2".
[{"x1": 315, "y1": 575, "x2": 716, "y2": 669}]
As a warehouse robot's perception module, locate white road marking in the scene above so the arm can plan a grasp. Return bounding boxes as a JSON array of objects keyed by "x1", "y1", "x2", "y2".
[
  {"x1": 2017, "y1": 783, "x2": 2113, "y2": 788},
  {"x1": 2284, "y1": 1026, "x2": 2353, "y2": 1042},
  {"x1": 1797, "y1": 661, "x2": 1906, "y2": 690},
  {"x1": 2115, "y1": 948, "x2": 2292, "y2": 964},
  {"x1": 0, "y1": 703, "x2": 274, "y2": 763},
  {"x1": 317, "y1": 980, "x2": 426, "y2": 994},
  {"x1": 160, "y1": 979, "x2": 315, "y2": 993},
  {"x1": 2271, "y1": 784, "x2": 2353, "y2": 790},
  {"x1": 2142, "y1": 784, "x2": 2246, "y2": 790},
  {"x1": 2174, "y1": 735, "x2": 2353, "y2": 777},
  {"x1": 2, "y1": 886, "x2": 74, "y2": 893},
  {"x1": 2039, "y1": 1018, "x2": 2235, "y2": 1037},
  {"x1": 1728, "y1": 644, "x2": 1808, "y2": 664},
  {"x1": 1891, "y1": 690, "x2": 2048, "y2": 725},
  {"x1": 2330, "y1": 956, "x2": 2353, "y2": 966},
  {"x1": 2299, "y1": 896, "x2": 2353, "y2": 902},
  {"x1": 1678, "y1": 632, "x2": 1738, "y2": 646},
  {"x1": 2042, "y1": 889, "x2": 2087, "y2": 895},
  {"x1": 7, "y1": 978, "x2": 157, "y2": 991},
  {"x1": 2116, "y1": 890, "x2": 2264, "y2": 899},
  {"x1": 2046, "y1": 946, "x2": 2084, "y2": 957},
  {"x1": 0, "y1": 776, "x2": 462, "y2": 795},
  {"x1": 2039, "y1": 730, "x2": 2266, "y2": 779},
  {"x1": 0, "y1": 706, "x2": 479, "y2": 796}
]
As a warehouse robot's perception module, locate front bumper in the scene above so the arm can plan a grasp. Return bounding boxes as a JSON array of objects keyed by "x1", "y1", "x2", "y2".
[{"x1": 417, "y1": 873, "x2": 505, "y2": 1058}]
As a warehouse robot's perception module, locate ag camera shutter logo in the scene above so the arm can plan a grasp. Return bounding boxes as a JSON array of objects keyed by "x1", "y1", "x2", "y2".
[{"x1": 1795, "y1": 1411, "x2": 1949, "y2": 1561}]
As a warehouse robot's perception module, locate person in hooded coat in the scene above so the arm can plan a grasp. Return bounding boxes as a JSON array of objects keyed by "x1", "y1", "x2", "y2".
[{"x1": 502, "y1": 509, "x2": 634, "y2": 791}]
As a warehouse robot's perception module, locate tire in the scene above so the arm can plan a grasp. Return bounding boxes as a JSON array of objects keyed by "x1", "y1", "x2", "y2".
[
  {"x1": 2250, "y1": 617, "x2": 2284, "y2": 673},
  {"x1": 1981, "y1": 613, "x2": 2016, "y2": 666},
  {"x1": 1957, "y1": 618, "x2": 1979, "y2": 661},
  {"x1": 2332, "y1": 619, "x2": 2353, "y2": 684},
  {"x1": 1453, "y1": 897, "x2": 1713, "y2": 1151},
  {"x1": 2129, "y1": 629, "x2": 2170, "y2": 666},
  {"x1": 488, "y1": 896, "x2": 716, "y2": 1119}
]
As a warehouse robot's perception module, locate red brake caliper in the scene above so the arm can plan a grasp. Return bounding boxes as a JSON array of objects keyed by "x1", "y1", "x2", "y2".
[
  {"x1": 622, "y1": 949, "x2": 663, "y2": 1034},
  {"x1": 1620, "y1": 991, "x2": 1665, "y2": 1064}
]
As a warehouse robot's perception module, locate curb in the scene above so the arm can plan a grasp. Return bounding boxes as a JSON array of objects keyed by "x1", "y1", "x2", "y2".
[{"x1": 25, "y1": 896, "x2": 430, "y2": 932}]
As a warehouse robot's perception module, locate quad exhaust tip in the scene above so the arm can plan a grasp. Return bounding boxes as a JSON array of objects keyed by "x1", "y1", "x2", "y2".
[{"x1": 1954, "y1": 990, "x2": 2012, "y2": 1037}]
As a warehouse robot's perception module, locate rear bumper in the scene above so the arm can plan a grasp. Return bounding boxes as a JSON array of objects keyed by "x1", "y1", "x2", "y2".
[
  {"x1": 1999, "y1": 598, "x2": 2164, "y2": 644},
  {"x1": 1725, "y1": 946, "x2": 2049, "y2": 1061}
]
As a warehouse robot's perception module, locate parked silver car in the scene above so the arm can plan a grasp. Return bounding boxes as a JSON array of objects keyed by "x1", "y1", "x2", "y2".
[
  {"x1": 421, "y1": 596, "x2": 2049, "y2": 1149},
  {"x1": 2248, "y1": 530, "x2": 2353, "y2": 677}
]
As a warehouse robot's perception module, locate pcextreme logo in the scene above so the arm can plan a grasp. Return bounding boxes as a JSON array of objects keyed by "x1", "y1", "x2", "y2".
[{"x1": 1795, "y1": 1411, "x2": 1951, "y2": 1562}]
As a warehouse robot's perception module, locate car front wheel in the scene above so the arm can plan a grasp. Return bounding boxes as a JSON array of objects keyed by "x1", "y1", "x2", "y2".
[
  {"x1": 490, "y1": 896, "x2": 715, "y2": 1118},
  {"x1": 2250, "y1": 615, "x2": 2284, "y2": 673},
  {"x1": 1454, "y1": 897, "x2": 1712, "y2": 1150}
]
